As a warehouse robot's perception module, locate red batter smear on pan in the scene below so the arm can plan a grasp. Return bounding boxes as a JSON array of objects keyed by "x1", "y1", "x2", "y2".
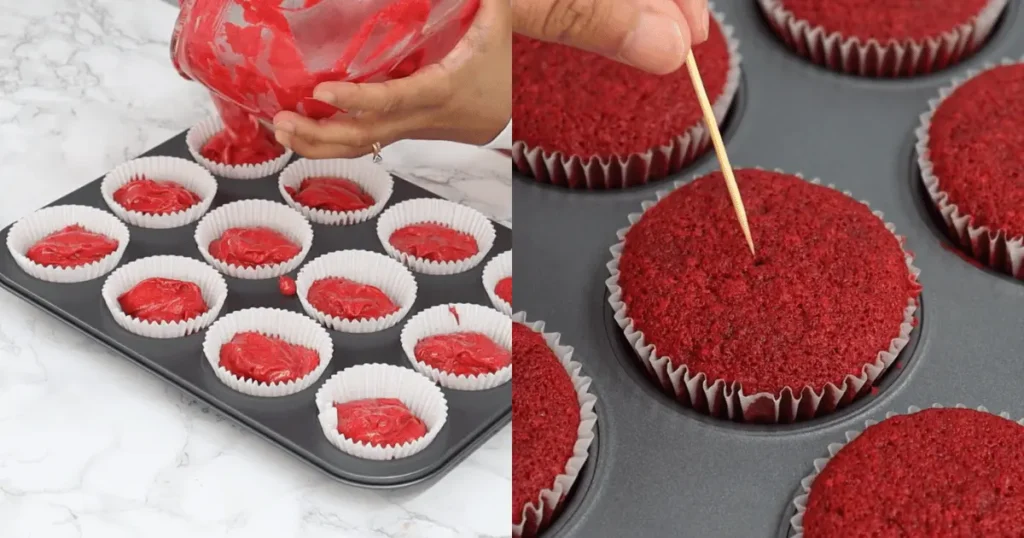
[
  {"x1": 118, "y1": 277, "x2": 208, "y2": 323},
  {"x1": 415, "y1": 332, "x2": 511, "y2": 376},
  {"x1": 285, "y1": 177, "x2": 375, "y2": 212},
  {"x1": 334, "y1": 398, "x2": 427, "y2": 447},
  {"x1": 219, "y1": 331, "x2": 320, "y2": 383},
  {"x1": 307, "y1": 277, "x2": 399, "y2": 320},
  {"x1": 208, "y1": 227, "x2": 301, "y2": 268},
  {"x1": 113, "y1": 177, "x2": 202, "y2": 215},
  {"x1": 26, "y1": 225, "x2": 119, "y2": 268},
  {"x1": 389, "y1": 223, "x2": 478, "y2": 262}
]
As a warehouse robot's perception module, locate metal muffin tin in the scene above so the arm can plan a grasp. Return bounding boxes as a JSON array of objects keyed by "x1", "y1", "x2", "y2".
[
  {"x1": 512, "y1": 2, "x2": 1024, "y2": 536},
  {"x1": 0, "y1": 132, "x2": 512, "y2": 489}
]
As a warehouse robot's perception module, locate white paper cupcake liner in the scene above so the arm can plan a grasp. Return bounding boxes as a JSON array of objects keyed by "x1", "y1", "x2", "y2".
[
  {"x1": 6, "y1": 205, "x2": 130, "y2": 283},
  {"x1": 195, "y1": 199, "x2": 313, "y2": 280},
  {"x1": 758, "y1": 0, "x2": 1007, "y2": 77},
  {"x1": 314, "y1": 363, "x2": 448, "y2": 460},
  {"x1": 100, "y1": 156, "x2": 218, "y2": 229},
  {"x1": 296, "y1": 250, "x2": 418, "y2": 333},
  {"x1": 278, "y1": 158, "x2": 394, "y2": 225},
  {"x1": 512, "y1": 312, "x2": 598, "y2": 538},
  {"x1": 788, "y1": 404, "x2": 1024, "y2": 537},
  {"x1": 203, "y1": 307, "x2": 334, "y2": 397},
  {"x1": 186, "y1": 115, "x2": 294, "y2": 180},
  {"x1": 512, "y1": 4, "x2": 742, "y2": 189},
  {"x1": 400, "y1": 303, "x2": 511, "y2": 390},
  {"x1": 376, "y1": 198, "x2": 496, "y2": 275},
  {"x1": 605, "y1": 170, "x2": 922, "y2": 423},
  {"x1": 102, "y1": 255, "x2": 227, "y2": 339},
  {"x1": 482, "y1": 250, "x2": 512, "y2": 316},
  {"x1": 915, "y1": 58, "x2": 1024, "y2": 280}
]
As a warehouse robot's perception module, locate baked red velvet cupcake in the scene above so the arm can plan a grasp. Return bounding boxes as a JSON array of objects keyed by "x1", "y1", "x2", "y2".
[
  {"x1": 607, "y1": 169, "x2": 921, "y2": 422},
  {"x1": 278, "y1": 158, "x2": 394, "y2": 226},
  {"x1": 195, "y1": 199, "x2": 313, "y2": 279},
  {"x1": 402, "y1": 303, "x2": 512, "y2": 390},
  {"x1": 512, "y1": 314, "x2": 596, "y2": 537},
  {"x1": 759, "y1": 0, "x2": 1006, "y2": 77},
  {"x1": 512, "y1": 8, "x2": 741, "y2": 189},
  {"x1": 916, "y1": 61, "x2": 1024, "y2": 279},
  {"x1": 791, "y1": 406, "x2": 1024, "y2": 537}
]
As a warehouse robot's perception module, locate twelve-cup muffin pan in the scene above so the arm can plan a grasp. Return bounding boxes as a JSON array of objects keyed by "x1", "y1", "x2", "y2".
[
  {"x1": 0, "y1": 131, "x2": 512, "y2": 488},
  {"x1": 512, "y1": 1, "x2": 1024, "y2": 536}
]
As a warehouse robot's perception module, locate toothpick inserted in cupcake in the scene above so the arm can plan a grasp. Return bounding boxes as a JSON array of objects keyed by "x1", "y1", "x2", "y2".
[{"x1": 684, "y1": 50, "x2": 755, "y2": 256}]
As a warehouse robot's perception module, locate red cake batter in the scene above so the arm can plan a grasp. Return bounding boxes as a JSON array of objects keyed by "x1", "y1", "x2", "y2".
[
  {"x1": 617, "y1": 169, "x2": 920, "y2": 395},
  {"x1": 803, "y1": 408, "x2": 1024, "y2": 536},
  {"x1": 200, "y1": 127, "x2": 286, "y2": 166},
  {"x1": 113, "y1": 177, "x2": 202, "y2": 215},
  {"x1": 307, "y1": 277, "x2": 399, "y2": 320},
  {"x1": 512, "y1": 322, "x2": 579, "y2": 528},
  {"x1": 219, "y1": 331, "x2": 320, "y2": 383},
  {"x1": 26, "y1": 225, "x2": 119, "y2": 268},
  {"x1": 778, "y1": 0, "x2": 991, "y2": 42},
  {"x1": 512, "y1": 17, "x2": 731, "y2": 158},
  {"x1": 414, "y1": 332, "x2": 511, "y2": 376},
  {"x1": 495, "y1": 277, "x2": 512, "y2": 304},
  {"x1": 118, "y1": 277, "x2": 208, "y2": 323},
  {"x1": 334, "y1": 397, "x2": 427, "y2": 447},
  {"x1": 285, "y1": 177, "x2": 375, "y2": 212},
  {"x1": 928, "y1": 64, "x2": 1024, "y2": 240},
  {"x1": 278, "y1": 275, "x2": 297, "y2": 297},
  {"x1": 389, "y1": 223, "x2": 478, "y2": 262},
  {"x1": 208, "y1": 227, "x2": 301, "y2": 268}
]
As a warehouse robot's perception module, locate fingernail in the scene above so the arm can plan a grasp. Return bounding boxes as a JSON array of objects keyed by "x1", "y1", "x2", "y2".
[
  {"x1": 697, "y1": 9, "x2": 710, "y2": 42},
  {"x1": 274, "y1": 130, "x2": 291, "y2": 147},
  {"x1": 275, "y1": 121, "x2": 294, "y2": 134},
  {"x1": 313, "y1": 90, "x2": 335, "y2": 104},
  {"x1": 620, "y1": 14, "x2": 687, "y2": 75}
]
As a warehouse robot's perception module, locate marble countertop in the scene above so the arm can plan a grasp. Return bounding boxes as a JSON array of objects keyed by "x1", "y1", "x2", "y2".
[{"x1": 0, "y1": 1, "x2": 512, "y2": 536}]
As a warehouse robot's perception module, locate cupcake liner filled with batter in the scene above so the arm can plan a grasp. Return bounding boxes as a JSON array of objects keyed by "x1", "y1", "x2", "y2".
[
  {"x1": 916, "y1": 58, "x2": 1024, "y2": 279},
  {"x1": 203, "y1": 307, "x2": 334, "y2": 397},
  {"x1": 186, "y1": 115, "x2": 294, "y2": 179},
  {"x1": 512, "y1": 313, "x2": 598, "y2": 538},
  {"x1": 102, "y1": 255, "x2": 227, "y2": 339},
  {"x1": 758, "y1": 0, "x2": 1007, "y2": 77},
  {"x1": 194, "y1": 199, "x2": 313, "y2": 280},
  {"x1": 314, "y1": 363, "x2": 449, "y2": 461},
  {"x1": 400, "y1": 303, "x2": 512, "y2": 390},
  {"x1": 606, "y1": 169, "x2": 921, "y2": 423},
  {"x1": 296, "y1": 249, "x2": 418, "y2": 334},
  {"x1": 6, "y1": 205, "x2": 130, "y2": 283},
  {"x1": 511, "y1": 4, "x2": 741, "y2": 189},
  {"x1": 376, "y1": 198, "x2": 496, "y2": 275},
  {"x1": 278, "y1": 157, "x2": 394, "y2": 226},
  {"x1": 482, "y1": 250, "x2": 512, "y2": 316},
  {"x1": 101, "y1": 156, "x2": 217, "y2": 229},
  {"x1": 789, "y1": 404, "x2": 1024, "y2": 536}
]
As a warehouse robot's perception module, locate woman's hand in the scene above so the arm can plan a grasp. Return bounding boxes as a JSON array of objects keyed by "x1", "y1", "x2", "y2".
[
  {"x1": 513, "y1": 0, "x2": 708, "y2": 75},
  {"x1": 272, "y1": 0, "x2": 510, "y2": 159}
]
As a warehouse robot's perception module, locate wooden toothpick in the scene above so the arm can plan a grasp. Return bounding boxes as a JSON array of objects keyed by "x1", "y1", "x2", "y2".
[{"x1": 684, "y1": 50, "x2": 755, "y2": 256}]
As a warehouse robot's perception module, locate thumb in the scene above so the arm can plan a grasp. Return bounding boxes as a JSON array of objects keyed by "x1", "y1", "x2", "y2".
[{"x1": 512, "y1": 0, "x2": 690, "y2": 74}]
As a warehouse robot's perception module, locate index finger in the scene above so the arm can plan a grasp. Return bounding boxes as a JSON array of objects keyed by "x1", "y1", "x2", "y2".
[{"x1": 313, "y1": 64, "x2": 454, "y2": 115}]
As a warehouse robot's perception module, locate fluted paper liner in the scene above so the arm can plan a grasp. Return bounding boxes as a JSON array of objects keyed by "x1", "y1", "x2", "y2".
[
  {"x1": 758, "y1": 0, "x2": 1007, "y2": 77},
  {"x1": 915, "y1": 58, "x2": 1024, "y2": 279},
  {"x1": 512, "y1": 312, "x2": 598, "y2": 538},
  {"x1": 186, "y1": 115, "x2": 293, "y2": 179},
  {"x1": 482, "y1": 250, "x2": 512, "y2": 316},
  {"x1": 278, "y1": 158, "x2": 394, "y2": 225},
  {"x1": 400, "y1": 303, "x2": 512, "y2": 390},
  {"x1": 512, "y1": 4, "x2": 742, "y2": 189},
  {"x1": 297, "y1": 250, "x2": 418, "y2": 333},
  {"x1": 101, "y1": 156, "x2": 217, "y2": 229},
  {"x1": 788, "y1": 404, "x2": 1024, "y2": 537},
  {"x1": 376, "y1": 198, "x2": 495, "y2": 275},
  {"x1": 203, "y1": 308, "x2": 334, "y2": 397},
  {"x1": 6, "y1": 205, "x2": 130, "y2": 283},
  {"x1": 102, "y1": 255, "x2": 227, "y2": 338},
  {"x1": 605, "y1": 170, "x2": 921, "y2": 423},
  {"x1": 195, "y1": 199, "x2": 313, "y2": 279},
  {"x1": 314, "y1": 363, "x2": 448, "y2": 460}
]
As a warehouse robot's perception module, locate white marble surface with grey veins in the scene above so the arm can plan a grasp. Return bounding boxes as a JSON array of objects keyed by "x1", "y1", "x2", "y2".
[{"x1": 0, "y1": 0, "x2": 512, "y2": 536}]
